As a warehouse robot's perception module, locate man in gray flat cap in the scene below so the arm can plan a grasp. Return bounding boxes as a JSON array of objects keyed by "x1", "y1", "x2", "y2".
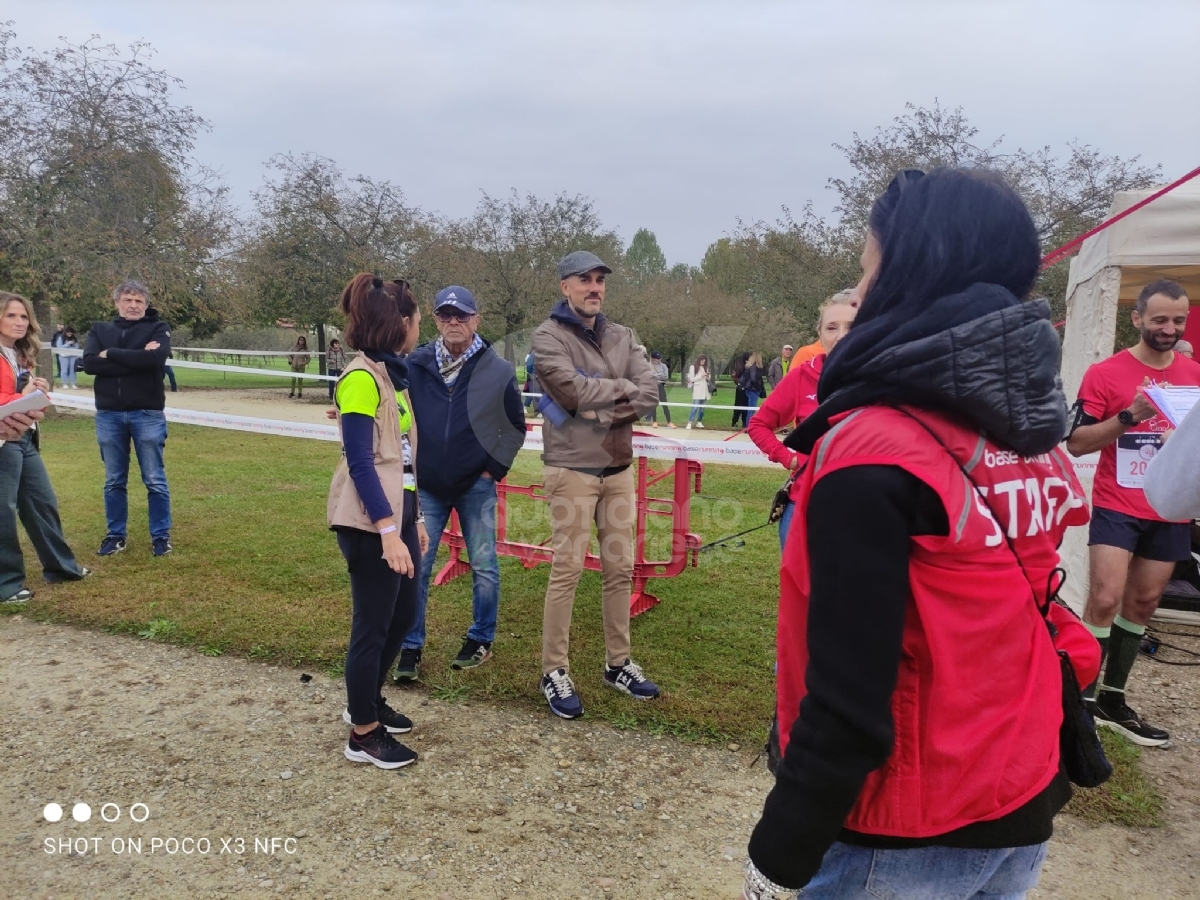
[{"x1": 531, "y1": 250, "x2": 661, "y2": 719}]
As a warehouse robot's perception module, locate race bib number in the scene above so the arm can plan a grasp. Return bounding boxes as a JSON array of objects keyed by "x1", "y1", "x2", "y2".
[{"x1": 1116, "y1": 433, "x2": 1162, "y2": 489}]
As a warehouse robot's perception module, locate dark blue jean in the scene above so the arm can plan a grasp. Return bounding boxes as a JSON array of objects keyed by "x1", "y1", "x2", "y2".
[
  {"x1": 0, "y1": 432, "x2": 85, "y2": 597},
  {"x1": 796, "y1": 841, "x2": 1048, "y2": 899},
  {"x1": 778, "y1": 499, "x2": 794, "y2": 552},
  {"x1": 745, "y1": 390, "x2": 761, "y2": 419},
  {"x1": 404, "y1": 475, "x2": 500, "y2": 649},
  {"x1": 95, "y1": 409, "x2": 172, "y2": 540}
]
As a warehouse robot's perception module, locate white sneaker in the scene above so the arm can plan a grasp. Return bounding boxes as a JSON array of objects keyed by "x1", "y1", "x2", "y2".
[
  {"x1": 686, "y1": 423, "x2": 692, "y2": 430},
  {"x1": 696, "y1": 422, "x2": 705, "y2": 429}
]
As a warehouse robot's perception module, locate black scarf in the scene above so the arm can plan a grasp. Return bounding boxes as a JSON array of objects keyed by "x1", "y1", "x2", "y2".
[
  {"x1": 786, "y1": 283, "x2": 1067, "y2": 457},
  {"x1": 362, "y1": 349, "x2": 409, "y2": 392}
]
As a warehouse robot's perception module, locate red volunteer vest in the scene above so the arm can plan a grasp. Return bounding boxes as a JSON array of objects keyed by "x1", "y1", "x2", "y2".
[{"x1": 777, "y1": 405, "x2": 1092, "y2": 838}]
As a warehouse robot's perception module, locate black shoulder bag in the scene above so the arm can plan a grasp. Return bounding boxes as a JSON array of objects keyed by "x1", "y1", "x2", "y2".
[{"x1": 897, "y1": 410, "x2": 1112, "y2": 788}]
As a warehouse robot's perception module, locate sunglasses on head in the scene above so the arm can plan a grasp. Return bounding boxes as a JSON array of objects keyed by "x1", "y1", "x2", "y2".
[{"x1": 435, "y1": 307, "x2": 473, "y2": 322}]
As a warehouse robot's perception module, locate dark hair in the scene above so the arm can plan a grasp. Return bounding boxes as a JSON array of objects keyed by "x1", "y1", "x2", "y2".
[
  {"x1": 329, "y1": 339, "x2": 341, "y2": 348},
  {"x1": 859, "y1": 168, "x2": 1039, "y2": 321},
  {"x1": 295, "y1": 335, "x2": 307, "y2": 348},
  {"x1": 341, "y1": 273, "x2": 418, "y2": 352},
  {"x1": 1136, "y1": 278, "x2": 1188, "y2": 315},
  {"x1": 694, "y1": 354, "x2": 709, "y2": 369},
  {"x1": 868, "y1": 168, "x2": 925, "y2": 242}
]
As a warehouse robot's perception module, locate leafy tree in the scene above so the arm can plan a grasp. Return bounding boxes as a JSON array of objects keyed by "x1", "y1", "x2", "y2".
[
  {"x1": 242, "y1": 153, "x2": 424, "y2": 372},
  {"x1": 624, "y1": 227, "x2": 667, "y2": 284},
  {"x1": 0, "y1": 27, "x2": 234, "y2": 346}
]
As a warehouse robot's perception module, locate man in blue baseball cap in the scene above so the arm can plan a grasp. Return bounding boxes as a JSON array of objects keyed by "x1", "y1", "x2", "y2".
[{"x1": 395, "y1": 285, "x2": 526, "y2": 681}]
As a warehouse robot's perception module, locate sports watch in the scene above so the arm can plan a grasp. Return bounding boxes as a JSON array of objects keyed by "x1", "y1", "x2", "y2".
[{"x1": 1117, "y1": 409, "x2": 1135, "y2": 426}]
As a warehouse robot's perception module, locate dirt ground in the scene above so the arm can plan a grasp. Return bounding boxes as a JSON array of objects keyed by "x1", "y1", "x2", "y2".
[{"x1": 2, "y1": 617, "x2": 1198, "y2": 900}]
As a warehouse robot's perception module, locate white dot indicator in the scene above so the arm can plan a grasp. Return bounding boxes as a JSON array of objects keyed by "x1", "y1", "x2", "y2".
[
  {"x1": 72, "y1": 803, "x2": 92, "y2": 823},
  {"x1": 43, "y1": 803, "x2": 63, "y2": 822}
]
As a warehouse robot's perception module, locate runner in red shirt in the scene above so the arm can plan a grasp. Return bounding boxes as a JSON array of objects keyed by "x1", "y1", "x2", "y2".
[{"x1": 1066, "y1": 278, "x2": 1200, "y2": 747}]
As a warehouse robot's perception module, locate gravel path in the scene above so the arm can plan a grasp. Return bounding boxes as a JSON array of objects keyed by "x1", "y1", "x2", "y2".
[{"x1": 3, "y1": 611, "x2": 1198, "y2": 899}]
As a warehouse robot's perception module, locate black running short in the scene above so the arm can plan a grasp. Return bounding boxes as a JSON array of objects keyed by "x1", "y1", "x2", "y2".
[{"x1": 1088, "y1": 506, "x2": 1193, "y2": 562}]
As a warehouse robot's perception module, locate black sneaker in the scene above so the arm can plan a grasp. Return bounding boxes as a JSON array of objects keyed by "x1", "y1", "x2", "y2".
[
  {"x1": 342, "y1": 701, "x2": 413, "y2": 734},
  {"x1": 603, "y1": 659, "x2": 661, "y2": 700},
  {"x1": 152, "y1": 537, "x2": 173, "y2": 557},
  {"x1": 343, "y1": 724, "x2": 417, "y2": 769},
  {"x1": 1094, "y1": 696, "x2": 1170, "y2": 747},
  {"x1": 97, "y1": 535, "x2": 126, "y2": 556},
  {"x1": 392, "y1": 647, "x2": 421, "y2": 683},
  {"x1": 452, "y1": 637, "x2": 493, "y2": 670},
  {"x1": 1, "y1": 588, "x2": 33, "y2": 604}
]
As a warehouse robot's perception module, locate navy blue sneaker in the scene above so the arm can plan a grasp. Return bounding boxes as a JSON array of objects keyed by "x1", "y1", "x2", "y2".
[
  {"x1": 152, "y1": 537, "x2": 173, "y2": 557},
  {"x1": 541, "y1": 668, "x2": 584, "y2": 719},
  {"x1": 97, "y1": 535, "x2": 126, "y2": 556},
  {"x1": 603, "y1": 660, "x2": 660, "y2": 700},
  {"x1": 342, "y1": 700, "x2": 413, "y2": 735}
]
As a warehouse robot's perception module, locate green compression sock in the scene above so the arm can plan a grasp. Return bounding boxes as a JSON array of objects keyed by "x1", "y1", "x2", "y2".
[{"x1": 1098, "y1": 616, "x2": 1146, "y2": 701}]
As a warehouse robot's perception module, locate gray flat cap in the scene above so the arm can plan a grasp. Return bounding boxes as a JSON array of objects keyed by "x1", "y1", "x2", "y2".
[{"x1": 558, "y1": 250, "x2": 612, "y2": 280}]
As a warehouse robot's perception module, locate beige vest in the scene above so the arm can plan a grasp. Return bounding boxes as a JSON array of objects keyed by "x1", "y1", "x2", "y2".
[{"x1": 327, "y1": 355, "x2": 416, "y2": 531}]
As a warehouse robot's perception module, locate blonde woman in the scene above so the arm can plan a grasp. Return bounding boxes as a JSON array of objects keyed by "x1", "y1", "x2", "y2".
[
  {"x1": 686, "y1": 354, "x2": 712, "y2": 429},
  {"x1": 747, "y1": 289, "x2": 858, "y2": 548},
  {"x1": 0, "y1": 292, "x2": 89, "y2": 603},
  {"x1": 739, "y1": 351, "x2": 766, "y2": 418}
]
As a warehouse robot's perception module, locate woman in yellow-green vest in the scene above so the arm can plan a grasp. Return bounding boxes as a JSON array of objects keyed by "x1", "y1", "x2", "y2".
[{"x1": 328, "y1": 274, "x2": 428, "y2": 770}]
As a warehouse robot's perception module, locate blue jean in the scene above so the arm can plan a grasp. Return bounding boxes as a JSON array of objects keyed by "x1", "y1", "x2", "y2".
[
  {"x1": 796, "y1": 841, "x2": 1048, "y2": 899},
  {"x1": 164, "y1": 365, "x2": 177, "y2": 392},
  {"x1": 688, "y1": 400, "x2": 706, "y2": 423},
  {"x1": 95, "y1": 409, "x2": 172, "y2": 540},
  {"x1": 778, "y1": 499, "x2": 794, "y2": 551},
  {"x1": 61, "y1": 355, "x2": 77, "y2": 387},
  {"x1": 404, "y1": 474, "x2": 500, "y2": 650},
  {"x1": 745, "y1": 390, "x2": 761, "y2": 419}
]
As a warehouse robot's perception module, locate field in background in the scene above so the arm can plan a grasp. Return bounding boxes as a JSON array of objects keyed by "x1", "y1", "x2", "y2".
[{"x1": 12, "y1": 412, "x2": 1161, "y2": 826}]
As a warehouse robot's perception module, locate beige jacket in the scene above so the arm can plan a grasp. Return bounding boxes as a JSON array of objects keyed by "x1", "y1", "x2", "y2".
[
  {"x1": 327, "y1": 355, "x2": 418, "y2": 531},
  {"x1": 530, "y1": 300, "x2": 659, "y2": 470}
]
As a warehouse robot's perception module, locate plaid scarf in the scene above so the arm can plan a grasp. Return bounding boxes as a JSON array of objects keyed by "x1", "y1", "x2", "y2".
[{"x1": 435, "y1": 334, "x2": 484, "y2": 388}]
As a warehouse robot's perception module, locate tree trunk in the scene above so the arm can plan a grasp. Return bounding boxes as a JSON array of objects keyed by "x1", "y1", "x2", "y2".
[
  {"x1": 315, "y1": 323, "x2": 327, "y2": 377},
  {"x1": 32, "y1": 291, "x2": 55, "y2": 385}
]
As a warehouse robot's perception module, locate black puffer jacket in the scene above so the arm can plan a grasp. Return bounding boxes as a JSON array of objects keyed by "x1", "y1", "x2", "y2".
[
  {"x1": 789, "y1": 289, "x2": 1067, "y2": 457},
  {"x1": 82, "y1": 310, "x2": 172, "y2": 412}
]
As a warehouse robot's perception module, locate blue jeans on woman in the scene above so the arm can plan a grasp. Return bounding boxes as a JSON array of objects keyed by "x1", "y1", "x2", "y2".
[
  {"x1": 745, "y1": 390, "x2": 761, "y2": 419},
  {"x1": 95, "y1": 409, "x2": 172, "y2": 541},
  {"x1": 403, "y1": 474, "x2": 501, "y2": 651},
  {"x1": 61, "y1": 354, "x2": 77, "y2": 387},
  {"x1": 688, "y1": 400, "x2": 706, "y2": 423},
  {"x1": 0, "y1": 432, "x2": 85, "y2": 598},
  {"x1": 795, "y1": 841, "x2": 1048, "y2": 899}
]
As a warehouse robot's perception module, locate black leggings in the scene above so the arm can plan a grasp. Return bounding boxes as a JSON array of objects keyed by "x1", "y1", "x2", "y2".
[
  {"x1": 732, "y1": 387, "x2": 749, "y2": 427},
  {"x1": 338, "y1": 494, "x2": 420, "y2": 725}
]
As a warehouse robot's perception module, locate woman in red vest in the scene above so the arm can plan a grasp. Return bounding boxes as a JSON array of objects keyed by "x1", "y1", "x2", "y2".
[
  {"x1": 747, "y1": 288, "x2": 858, "y2": 549},
  {"x1": 741, "y1": 169, "x2": 1100, "y2": 900}
]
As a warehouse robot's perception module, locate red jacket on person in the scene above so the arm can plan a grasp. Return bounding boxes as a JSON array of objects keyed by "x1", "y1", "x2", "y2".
[
  {"x1": 747, "y1": 355, "x2": 824, "y2": 503},
  {"x1": 777, "y1": 404, "x2": 1097, "y2": 838},
  {"x1": 1, "y1": 351, "x2": 25, "y2": 406}
]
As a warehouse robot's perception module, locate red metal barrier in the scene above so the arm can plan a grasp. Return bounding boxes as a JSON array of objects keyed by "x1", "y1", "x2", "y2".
[{"x1": 433, "y1": 454, "x2": 704, "y2": 616}]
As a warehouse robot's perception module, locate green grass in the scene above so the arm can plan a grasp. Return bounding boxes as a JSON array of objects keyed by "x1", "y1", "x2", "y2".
[
  {"x1": 21, "y1": 411, "x2": 781, "y2": 743},
  {"x1": 14, "y1": 412, "x2": 1163, "y2": 828},
  {"x1": 1065, "y1": 729, "x2": 1165, "y2": 828}
]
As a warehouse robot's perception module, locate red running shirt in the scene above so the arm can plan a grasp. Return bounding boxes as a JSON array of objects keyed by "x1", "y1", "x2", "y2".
[{"x1": 1077, "y1": 349, "x2": 1200, "y2": 521}]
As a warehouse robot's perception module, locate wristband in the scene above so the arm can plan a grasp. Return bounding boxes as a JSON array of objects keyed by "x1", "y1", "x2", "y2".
[
  {"x1": 415, "y1": 516, "x2": 426, "y2": 525},
  {"x1": 379, "y1": 525, "x2": 398, "y2": 536},
  {"x1": 742, "y1": 861, "x2": 796, "y2": 900}
]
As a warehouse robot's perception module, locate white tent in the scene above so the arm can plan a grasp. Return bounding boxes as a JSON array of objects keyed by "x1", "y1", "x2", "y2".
[{"x1": 1059, "y1": 181, "x2": 1200, "y2": 614}]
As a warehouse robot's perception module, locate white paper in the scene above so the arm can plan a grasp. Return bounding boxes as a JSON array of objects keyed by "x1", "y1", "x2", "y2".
[
  {"x1": 0, "y1": 390, "x2": 52, "y2": 418},
  {"x1": 1144, "y1": 385, "x2": 1200, "y2": 428}
]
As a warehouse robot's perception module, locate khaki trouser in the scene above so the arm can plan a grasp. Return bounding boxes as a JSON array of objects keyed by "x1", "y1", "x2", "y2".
[{"x1": 541, "y1": 465, "x2": 635, "y2": 673}]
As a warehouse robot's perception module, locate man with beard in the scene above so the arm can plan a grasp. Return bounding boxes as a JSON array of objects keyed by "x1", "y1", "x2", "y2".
[{"x1": 1067, "y1": 278, "x2": 1200, "y2": 747}]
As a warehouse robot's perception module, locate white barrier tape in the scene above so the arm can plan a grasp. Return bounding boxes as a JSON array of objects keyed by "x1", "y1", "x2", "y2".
[
  {"x1": 518, "y1": 392, "x2": 762, "y2": 413},
  {"x1": 47, "y1": 391, "x2": 1104, "y2": 477},
  {"x1": 44, "y1": 349, "x2": 336, "y2": 381}
]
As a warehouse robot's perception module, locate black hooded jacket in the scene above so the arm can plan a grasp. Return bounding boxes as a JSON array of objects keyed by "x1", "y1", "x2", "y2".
[{"x1": 82, "y1": 310, "x2": 172, "y2": 412}]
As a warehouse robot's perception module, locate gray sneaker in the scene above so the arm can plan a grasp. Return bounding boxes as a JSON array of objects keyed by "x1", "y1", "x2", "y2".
[{"x1": 2, "y1": 588, "x2": 33, "y2": 604}]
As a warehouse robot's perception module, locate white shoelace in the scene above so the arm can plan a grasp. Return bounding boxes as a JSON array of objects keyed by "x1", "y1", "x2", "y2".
[{"x1": 545, "y1": 670, "x2": 576, "y2": 699}]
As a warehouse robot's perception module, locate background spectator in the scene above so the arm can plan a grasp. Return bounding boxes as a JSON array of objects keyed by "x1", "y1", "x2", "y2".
[{"x1": 287, "y1": 336, "x2": 311, "y2": 398}]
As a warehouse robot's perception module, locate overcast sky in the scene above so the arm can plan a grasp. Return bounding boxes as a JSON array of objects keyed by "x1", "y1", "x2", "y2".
[{"x1": 8, "y1": 1, "x2": 1200, "y2": 265}]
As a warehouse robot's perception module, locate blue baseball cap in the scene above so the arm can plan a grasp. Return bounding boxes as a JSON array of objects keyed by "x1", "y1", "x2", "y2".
[{"x1": 434, "y1": 286, "x2": 478, "y2": 315}]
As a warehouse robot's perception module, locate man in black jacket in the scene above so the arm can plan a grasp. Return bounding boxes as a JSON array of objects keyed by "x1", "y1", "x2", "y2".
[
  {"x1": 82, "y1": 281, "x2": 174, "y2": 557},
  {"x1": 392, "y1": 286, "x2": 526, "y2": 681}
]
